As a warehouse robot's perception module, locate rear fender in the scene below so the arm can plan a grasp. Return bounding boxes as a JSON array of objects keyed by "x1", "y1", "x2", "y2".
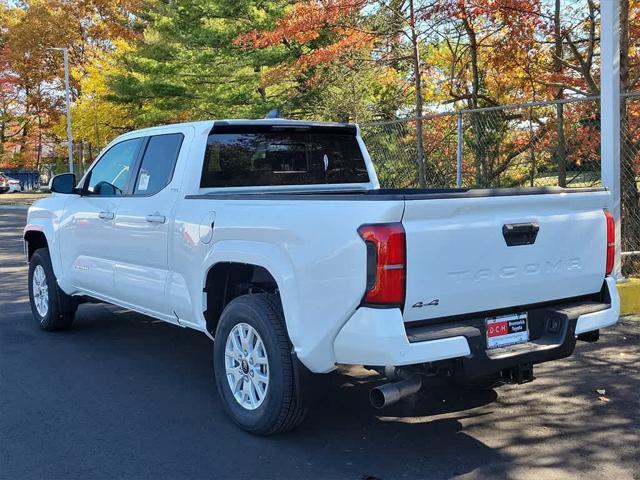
[{"x1": 200, "y1": 240, "x2": 302, "y2": 348}]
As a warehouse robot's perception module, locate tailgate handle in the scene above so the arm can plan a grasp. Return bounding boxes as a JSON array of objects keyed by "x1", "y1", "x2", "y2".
[{"x1": 502, "y1": 223, "x2": 539, "y2": 246}]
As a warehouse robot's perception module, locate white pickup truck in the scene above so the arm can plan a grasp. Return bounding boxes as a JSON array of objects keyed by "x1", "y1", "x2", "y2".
[{"x1": 25, "y1": 120, "x2": 620, "y2": 434}]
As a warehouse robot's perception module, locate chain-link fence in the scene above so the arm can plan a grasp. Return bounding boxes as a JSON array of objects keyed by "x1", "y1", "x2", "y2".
[
  {"x1": 621, "y1": 92, "x2": 640, "y2": 276},
  {"x1": 362, "y1": 94, "x2": 640, "y2": 277}
]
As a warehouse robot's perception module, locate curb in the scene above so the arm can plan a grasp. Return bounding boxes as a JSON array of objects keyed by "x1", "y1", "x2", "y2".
[
  {"x1": 0, "y1": 204, "x2": 30, "y2": 210},
  {"x1": 618, "y1": 278, "x2": 640, "y2": 316}
]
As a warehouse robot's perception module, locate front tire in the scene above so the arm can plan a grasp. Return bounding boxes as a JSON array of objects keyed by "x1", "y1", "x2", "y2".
[
  {"x1": 28, "y1": 248, "x2": 77, "y2": 331},
  {"x1": 213, "y1": 293, "x2": 307, "y2": 435}
]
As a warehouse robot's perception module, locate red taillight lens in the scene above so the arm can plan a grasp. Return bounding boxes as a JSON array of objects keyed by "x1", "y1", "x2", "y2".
[
  {"x1": 604, "y1": 209, "x2": 615, "y2": 276},
  {"x1": 358, "y1": 223, "x2": 406, "y2": 307}
]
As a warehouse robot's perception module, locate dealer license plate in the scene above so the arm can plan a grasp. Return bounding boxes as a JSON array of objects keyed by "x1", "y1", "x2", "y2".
[{"x1": 485, "y1": 313, "x2": 529, "y2": 349}]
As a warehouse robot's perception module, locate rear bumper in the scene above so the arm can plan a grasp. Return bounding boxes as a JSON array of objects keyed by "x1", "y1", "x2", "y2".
[
  {"x1": 574, "y1": 278, "x2": 620, "y2": 333},
  {"x1": 333, "y1": 277, "x2": 620, "y2": 372}
]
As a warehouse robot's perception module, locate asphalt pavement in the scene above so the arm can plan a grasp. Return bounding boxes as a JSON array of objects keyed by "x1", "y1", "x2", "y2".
[{"x1": 1, "y1": 207, "x2": 639, "y2": 480}]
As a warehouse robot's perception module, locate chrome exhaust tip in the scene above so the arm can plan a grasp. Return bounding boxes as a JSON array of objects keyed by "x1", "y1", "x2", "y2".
[{"x1": 369, "y1": 376, "x2": 422, "y2": 409}]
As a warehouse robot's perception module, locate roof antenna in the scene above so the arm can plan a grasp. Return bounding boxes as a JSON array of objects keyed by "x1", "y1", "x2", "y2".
[{"x1": 265, "y1": 108, "x2": 281, "y2": 119}]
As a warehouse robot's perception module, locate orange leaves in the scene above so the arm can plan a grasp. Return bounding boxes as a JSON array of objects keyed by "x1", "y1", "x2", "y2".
[
  {"x1": 257, "y1": 28, "x2": 373, "y2": 88},
  {"x1": 235, "y1": 1, "x2": 324, "y2": 48},
  {"x1": 236, "y1": 0, "x2": 371, "y2": 78},
  {"x1": 235, "y1": 0, "x2": 367, "y2": 49},
  {"x1": 260, "y1": 64, "x2": 298, "y2": 88},
  {"x1": 236, "y1": 0, "x2": 373, "y2": 90},
  {"x1": 298, "y1": 29, "x2": 374, "y2": 69}
]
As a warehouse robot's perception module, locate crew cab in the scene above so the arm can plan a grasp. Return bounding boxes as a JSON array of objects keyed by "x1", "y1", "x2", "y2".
[{"x1": 24, "y1": 120, "x2": 620, "y2": 434}]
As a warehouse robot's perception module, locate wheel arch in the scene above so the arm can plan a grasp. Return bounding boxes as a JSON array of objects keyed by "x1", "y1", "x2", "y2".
[
  {"x1": 203, "y1": 262, "x2": 279, "y2": 337},
  {"x1": 24, "y1": 227, "x2": 49, "y2": 261},
  {"x1": 200, "y1": 240, "x2": 301, "y2": 346},
  {"x1": 23, "y1": 221, "x2": 69, "y2": 292}
]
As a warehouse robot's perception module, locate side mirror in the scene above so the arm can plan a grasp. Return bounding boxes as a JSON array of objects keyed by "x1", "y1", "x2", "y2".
[{"x1": 50, "y1": 173, "x2": 77, "y2": 194}]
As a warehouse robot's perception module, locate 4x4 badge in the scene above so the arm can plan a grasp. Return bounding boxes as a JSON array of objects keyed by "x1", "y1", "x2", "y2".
[{"x1": 412, "y1": 299, "x2": 439, "y2": 308}]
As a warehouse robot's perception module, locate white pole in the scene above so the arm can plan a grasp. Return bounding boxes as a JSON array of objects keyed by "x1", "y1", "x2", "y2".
[
  {"x1": 62, "y1": 48, "x2": 74, "y2": 174},
  {"x1": 600, "y1": 0, "x2": 622, "y2": 280}
]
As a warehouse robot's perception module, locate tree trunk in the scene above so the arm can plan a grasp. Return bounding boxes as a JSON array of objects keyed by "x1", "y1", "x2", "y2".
[
  {"x1": 465, "y1": 26, "x2": 480, "y2": 110},
  {"x1": 381, "y1": 0, "x2": 405, "y2": 120},
  {"x1": 388, "y1": 0, "x2": 404, "y2": 72},
  {"x1": 528, "y1": 108, "x2": 536, "y2": 187},
  {"x1": 553, "y1": 0, "x2": 567, "y2": 187},
  {"x1": 36, "y1": 115, "x2": 42, "y2": 172},
  {"x1": 0, "y1": 119, "x2": 5, "y2": 154},
  {"x1": 18, "y1": 87, "x2": 31, "y2": 167},
  {"x1": 461, "y1": 12, "x2": 485, "y2": 186},
  {"x1": 93, "y1": 105, "x2": 101, "y2": 149},
  {"x1": 408, "y1": 0, "x2": 427, "y2": 187},
  {"x1": 556, "y1": 103, "x2": 566, "y2": 187},
  {"x1": 619, "y1": 0, "x2": 640, "y2": 275},
  {"x1": 80, "y1": 140, "x2": 85, "y2": 176}
]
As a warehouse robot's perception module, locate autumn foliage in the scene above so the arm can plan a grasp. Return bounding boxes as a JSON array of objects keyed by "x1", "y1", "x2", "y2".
[{"x1": 1, "y1": 0, "x2": 640, "y2": 188}]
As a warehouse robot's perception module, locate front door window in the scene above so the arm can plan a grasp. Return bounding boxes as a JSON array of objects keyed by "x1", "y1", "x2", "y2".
[{"x1": 86, "y1": 138, "x2": 143, "y2": 196}]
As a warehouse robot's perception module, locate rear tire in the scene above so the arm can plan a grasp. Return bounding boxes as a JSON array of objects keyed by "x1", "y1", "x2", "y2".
[
  {"x1": 28, "y1": 248, "x2": 77, "y2": 331},
  {"x1": 213, "y1": 293, "x2": 308, "y2": 435}
]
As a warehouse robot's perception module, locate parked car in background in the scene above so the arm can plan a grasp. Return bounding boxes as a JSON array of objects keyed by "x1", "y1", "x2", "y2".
[
  {"x1": 7, "y1": 178, "x2": 23, "y2": 192},
  {"x1": 0, "y1": 174, "x2": 9, "y2": 193},
  {"x1": 23, "y1": 119, "x2": 620, "y2": 435},
  {"x1": 0, "y1": 174, "x2": 23, "y2": 193}
]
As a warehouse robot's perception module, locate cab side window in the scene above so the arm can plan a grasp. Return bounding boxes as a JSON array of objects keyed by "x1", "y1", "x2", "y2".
[
  {"x1": 86, "y1": 138, "x2": 143, "y2": 196},
  {"x1": 133, "y1": 134, "x2": 184, "y2": 196}
]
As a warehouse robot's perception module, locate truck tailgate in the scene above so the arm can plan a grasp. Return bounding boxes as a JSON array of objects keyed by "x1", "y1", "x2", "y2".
[{"x1": 401, "y1": 190, "x2": 610, "y2": 323}]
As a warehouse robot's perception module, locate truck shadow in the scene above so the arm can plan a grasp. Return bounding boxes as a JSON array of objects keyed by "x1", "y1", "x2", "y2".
[
  {"x1": 4, "y1": 299, "x2": 638, "y2": 479},
  {"x1": 284, "y1": 369, "x2": 503, "y2": 478},
  {"x1": 67, "y1": 305, "x2": 503, "y2": 478},
  {"x1": 325, "y1": 366, "x2": 499, "y2": 418}
]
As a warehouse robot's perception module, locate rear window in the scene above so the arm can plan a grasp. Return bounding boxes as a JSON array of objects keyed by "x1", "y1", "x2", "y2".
[
  {"x1": 134, "y1": 133, "x2": 183, "y2": 195},
  {"x1": 200, "y1": 127, "x2": 369, "y2": 188}
]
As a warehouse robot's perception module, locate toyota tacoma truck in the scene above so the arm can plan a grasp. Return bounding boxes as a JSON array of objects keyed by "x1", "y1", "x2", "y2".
[{"x1": 24, "y1": 119, "x2": 620, "y2": 434}]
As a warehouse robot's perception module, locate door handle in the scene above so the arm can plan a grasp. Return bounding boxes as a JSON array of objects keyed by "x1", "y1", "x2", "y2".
[
  {"x1": 98, "y1": 211, "x2": 114, "y2": 220},
  {"x1": 146, "y1": 213, "x2": 166, "y2": 224}
]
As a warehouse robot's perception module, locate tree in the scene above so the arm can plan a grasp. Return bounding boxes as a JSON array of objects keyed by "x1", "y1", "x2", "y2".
[
  {"x1": 423, "y1": 0, "x2": 545, "y2": 186},
  {"x1": 51, "y1": 41, "x2": 137, "y2": 161},
  {"x1": 236, "y1": 0, "x2": 445, "y2": 185},
  {"x1": 0, "y1": 55, "x2": 22, "y2": 162},
  {"x1": 234, "y1": 0, "x2": 375, "y2": 118},
  {"x1": 0, "y1": 0, "x2": 138, "y2": 168},
  {"x1": 107, "y1": 0, "x2": 294, "y2": 125},
  {"x1": 553, "y1": 0, "x2": 567, "y2": 187}
]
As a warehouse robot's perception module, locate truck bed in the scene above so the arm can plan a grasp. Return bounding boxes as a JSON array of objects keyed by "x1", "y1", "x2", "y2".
[
  {"x1": 188, "y1": 186, "x2": 610, "y2": 324},
  {"x1": 187, "y1": 186, "x2": 605, "y2": 201}
]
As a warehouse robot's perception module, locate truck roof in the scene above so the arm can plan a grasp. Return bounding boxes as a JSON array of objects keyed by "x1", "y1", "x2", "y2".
[
  {"x1": 213, "y1": 119, "x2": 356, "y2": 128},
  {"x1": 126, "y1": 119, "x2": 357, "y2": 136},
  {"x1": 110, "y1": 119, "x2": 360, "y2": 148}
]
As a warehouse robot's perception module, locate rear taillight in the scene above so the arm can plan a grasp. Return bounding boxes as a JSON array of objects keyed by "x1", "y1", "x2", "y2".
[
  {"x1": 604, "y1": 209, "x2": 615, "y2": 276},
  {"x1": 358, "y1": 223, "x2": 406, "y2": 307}
]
